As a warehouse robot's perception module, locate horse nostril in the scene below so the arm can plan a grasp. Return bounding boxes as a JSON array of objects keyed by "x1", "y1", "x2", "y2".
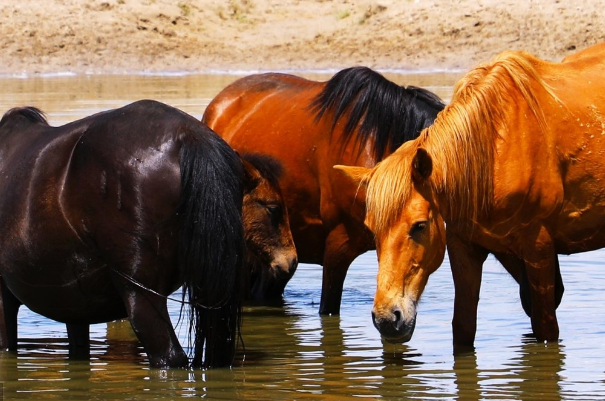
[{"x1": 392, "y1": 308, "x2": 403, "y2": 324}]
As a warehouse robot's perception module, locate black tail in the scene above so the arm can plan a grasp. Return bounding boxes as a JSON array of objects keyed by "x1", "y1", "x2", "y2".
[
  {"x1": 178, "y1": 126, "x2": 244, "y2": 368},
  {"x1": 309, "y1": 67, "x2": 445, "y2": 160}
]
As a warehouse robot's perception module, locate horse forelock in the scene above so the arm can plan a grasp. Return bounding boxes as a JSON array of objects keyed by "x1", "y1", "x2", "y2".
[
  {"x1": 309, "y1": 67, "x2": 444, "y2": 161},
  {"x1": 366, "y1": 142, "x2": 418, "y2": 236},
  {"x1": 240, "y1": 152, "x2": 284, "y2": 189},
  {"x1": 0, "y1": 106, "x2": 48, "y2": 128}
]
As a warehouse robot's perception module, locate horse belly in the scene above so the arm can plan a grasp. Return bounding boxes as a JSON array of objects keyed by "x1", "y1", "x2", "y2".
[
  {"x1": 555, "y1": 209, "x2": 605, "y2": 254},
  {"x1": 3, "y1": 258, "x2": 126, "y2": 324}
]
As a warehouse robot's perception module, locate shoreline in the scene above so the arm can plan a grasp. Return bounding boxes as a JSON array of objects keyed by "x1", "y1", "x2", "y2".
[{"x1": 0, "y1": 66, "x2": 468, "y2": 79}]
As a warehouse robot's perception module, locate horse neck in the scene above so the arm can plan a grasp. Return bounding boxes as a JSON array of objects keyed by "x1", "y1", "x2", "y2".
[{"x1": 421, "y1": 105, "x2": 496, "y2": 223}]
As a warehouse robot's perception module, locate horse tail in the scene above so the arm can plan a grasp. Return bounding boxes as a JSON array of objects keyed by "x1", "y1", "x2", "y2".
[
  {"x1": 309, "y1": 66, "x2": 445, "y2": 160},
  {"x1": 178, "y1": 126, "x2": 244, "y2": 368}
]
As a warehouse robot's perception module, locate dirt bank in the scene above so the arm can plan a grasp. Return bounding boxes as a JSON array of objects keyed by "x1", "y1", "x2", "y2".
[{"x1": 1, "y1": 0, "x2": 603, "y2": 74}]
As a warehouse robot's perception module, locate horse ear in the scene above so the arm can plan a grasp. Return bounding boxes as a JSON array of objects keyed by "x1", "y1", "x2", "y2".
[
  {"x1": 331, "y1": 165, "x2": 370, "y2": 225},
  {"x1": 412, "y1": 147, "x2": 432, "y2": 182},
  {"x1": 241, "y1": 158, "x2": 261, "y2": 193}
]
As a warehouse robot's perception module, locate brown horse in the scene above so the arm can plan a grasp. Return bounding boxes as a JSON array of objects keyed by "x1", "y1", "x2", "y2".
[
  {"x1": 203, "y1": 67, "x2": 446, "y2": 314},
  {"x1": 0, "y1": 100, "x2": 294, "y2": 368},
  {"x1": 336, "y1": 42, "x2": 605, "y2": 347}
]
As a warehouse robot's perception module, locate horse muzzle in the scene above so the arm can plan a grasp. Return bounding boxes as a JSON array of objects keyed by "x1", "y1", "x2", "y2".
[
  {"x1": 269, "y1": 249, "x2": 298, "y2": 279},
  {"x1": 372, "y1": 305, "x2": 416, "y2": 343}
]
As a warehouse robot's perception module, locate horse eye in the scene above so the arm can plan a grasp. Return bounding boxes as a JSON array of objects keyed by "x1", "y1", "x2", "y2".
[
  {"x1": 410, "y1": 221, "x2": 427, "y2": 237},
  {"x1": 265, "y1": 204, "x2": 281, "y2": 216}
]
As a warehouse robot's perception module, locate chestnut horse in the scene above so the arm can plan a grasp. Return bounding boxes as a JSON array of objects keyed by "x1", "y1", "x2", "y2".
[
  {"x1": 336, "y1": 42, "x2": 605, "y2": 347},
  {"x1": 0, "y1": 100, "x2": 294, "y2": 368},
  {"x1": 203, "y1": 67, "x2": 446, "y2": 314}
]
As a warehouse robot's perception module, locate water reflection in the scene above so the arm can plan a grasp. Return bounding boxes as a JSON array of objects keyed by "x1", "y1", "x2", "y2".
[{"x1": 453, "y1": 338, "x2": 565, "y2": 401}]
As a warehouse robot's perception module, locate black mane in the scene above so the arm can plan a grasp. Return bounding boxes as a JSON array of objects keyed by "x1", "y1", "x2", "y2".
[
  {"x1": 0, "y1": 106, "x2": 48, "y2": 128},
  {"x1": 309, "y1": 67, "x2": 446, "y2": 160}
]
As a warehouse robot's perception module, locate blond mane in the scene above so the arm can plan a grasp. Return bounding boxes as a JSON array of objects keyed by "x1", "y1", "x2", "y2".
[{"x1": 366, "y1": 50, "x2": 559, "y2": 235}]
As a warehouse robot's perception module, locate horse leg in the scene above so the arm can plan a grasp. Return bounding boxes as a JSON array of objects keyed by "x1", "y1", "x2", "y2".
[
  {"x1": 493, "y1": 252, "x2": 533, "y2": 317},
  {"x1": 493, "y1": 252, "x2": 564, "y2": 318},
  {"x1": 66, "y1": 323, "x2": 90, "y2": 359},
  {"x1": 319, "y1": 224, "x2": 368, "y2": 315},
  {"x1": 0, "y1": 277, "x2": 21, "y2": 350},
  {"x1": 112, "y1": 273, "x2": 188, "y2": 368},
  {"x1": 447, "y1": 231, "x2": 488, "y2": 351},
  {"x1": 521, "y1": 226, "x2": 559, "y2": 342}
]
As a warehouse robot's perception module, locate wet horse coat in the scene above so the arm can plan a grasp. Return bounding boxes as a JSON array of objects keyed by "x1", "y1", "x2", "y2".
[
  {"x1": 0, "y1": 100, "x2": 288, "y2": 368},
  {"x1": 203, "y1": 67, "x2": 445, "y2": 314},
  {"x1": 338, "y1": 42, "x2": 605, "y2": 346}
]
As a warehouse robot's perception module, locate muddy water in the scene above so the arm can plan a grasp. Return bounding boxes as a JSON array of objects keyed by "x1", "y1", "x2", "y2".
[{"x1": 0, "y1": 72, "x2": 604, "y2": 400}]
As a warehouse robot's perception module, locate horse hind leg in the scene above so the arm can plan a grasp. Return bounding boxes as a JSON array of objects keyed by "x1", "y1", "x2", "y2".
[{"x1": 0, "y1": 277, "x2": 21, "y2": 351}]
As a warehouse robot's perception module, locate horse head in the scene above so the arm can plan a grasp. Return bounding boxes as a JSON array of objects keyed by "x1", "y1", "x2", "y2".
[
  {"x1": 241, "y1": 153, "x2": 297, "y2": 300},
  {"x1": 335, "y1": 143, "x2": 446, "y2": 343}
]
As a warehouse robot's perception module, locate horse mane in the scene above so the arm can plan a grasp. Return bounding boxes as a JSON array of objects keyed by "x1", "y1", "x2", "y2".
[
  {"x1": 240, "y1": 152, "x2": 284, "y2": 189},
  {"x1": 309, "y1": 66, "x2": 445, "y2": 161},
  {"x1": 0, "y1": 106, "x2": 49, "y2": 128},
  {"x1": 367, "y1": 50, "x2": 560, "y2": 234}
]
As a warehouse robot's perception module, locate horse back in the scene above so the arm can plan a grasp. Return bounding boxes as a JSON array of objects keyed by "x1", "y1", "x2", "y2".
[{"x1": 204, "y1": 73, "x2": 324, "y2": 142}]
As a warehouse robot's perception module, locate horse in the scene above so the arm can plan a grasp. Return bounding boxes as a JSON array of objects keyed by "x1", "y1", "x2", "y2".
[
  {"x1": 203, "y1": 66, "x2": 446, "y2": 314},
  {"x1": 335, "y1": 42, "x2": 605, "y2": 348},
  {"x1": 0, "y1": 99, "x2": 295, "y2": 368},
  {"x1": 239, "y1": 153, "x2": 297, "y2": 300}
]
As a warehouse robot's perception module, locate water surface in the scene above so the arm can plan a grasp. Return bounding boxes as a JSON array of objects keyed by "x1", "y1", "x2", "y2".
[{"x1": 0, "y1": 72, "x2": 603, "y2": 400}]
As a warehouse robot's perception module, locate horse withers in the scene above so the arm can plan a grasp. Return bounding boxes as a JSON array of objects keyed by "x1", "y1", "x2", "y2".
[
  {"x1": 0, "y1": 99, "x2": 294, "y2": 368},
  {"x1": 336, "y1": 42, "x2": 605, "y2": 348},
  {"x1": 203, "y1": 67, "x2": 445, "y2": 314}
]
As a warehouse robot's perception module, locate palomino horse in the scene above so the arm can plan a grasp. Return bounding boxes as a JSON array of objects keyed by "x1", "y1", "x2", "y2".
[
  {"x1": 203, "y1": 67, "x2": 446, "y2": 314},
  {"x1": 0, "y1": 100, "x2": 294, "y2": 368},
  {"x1": 336, "y1": 42, "x2": 605, "y2": 347}
]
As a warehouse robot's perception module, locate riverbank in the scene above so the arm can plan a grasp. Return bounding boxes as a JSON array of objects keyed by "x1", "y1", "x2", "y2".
[{"x1": 1, "y1": 0, "x2": 603, "y2": 75}]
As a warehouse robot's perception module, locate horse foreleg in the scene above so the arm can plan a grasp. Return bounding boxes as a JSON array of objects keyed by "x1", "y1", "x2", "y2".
[
  {"x1": 319, "y1": 224, "x2": 369, "y2": 315},
  {"x1": 66, "y1": 323, "x2": 90, "y2": 359},
  {"x1": 0, "y1": 278, "x2": 20, "y2": 350},
  {"x1": 522, "y1": 226, "x2": 559, "y2": 342},
  {"x1": 447, "y1": 231, "x2": 488, "y2": 351}
]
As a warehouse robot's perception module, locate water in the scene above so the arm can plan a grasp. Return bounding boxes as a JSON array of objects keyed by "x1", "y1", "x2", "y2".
[{"x1": 0, "y1": 72, "x2": 604, "y2": 400}]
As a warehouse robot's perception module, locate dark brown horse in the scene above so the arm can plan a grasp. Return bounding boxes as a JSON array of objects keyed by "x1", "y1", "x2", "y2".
[
  {"x1": 240, "y1": 153, "x2": 297, "y2": 300},
  {"x1": 203, "y1": 67, "x2": 446, "y2": 314},
  {"x1": 0, "y1": 100, "x2": 293, "y2": 368}
]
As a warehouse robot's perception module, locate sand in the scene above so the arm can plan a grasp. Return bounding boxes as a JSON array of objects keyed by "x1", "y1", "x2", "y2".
[{"x1": 0, "y1": 0, "x2": 603, "y2": 75}]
